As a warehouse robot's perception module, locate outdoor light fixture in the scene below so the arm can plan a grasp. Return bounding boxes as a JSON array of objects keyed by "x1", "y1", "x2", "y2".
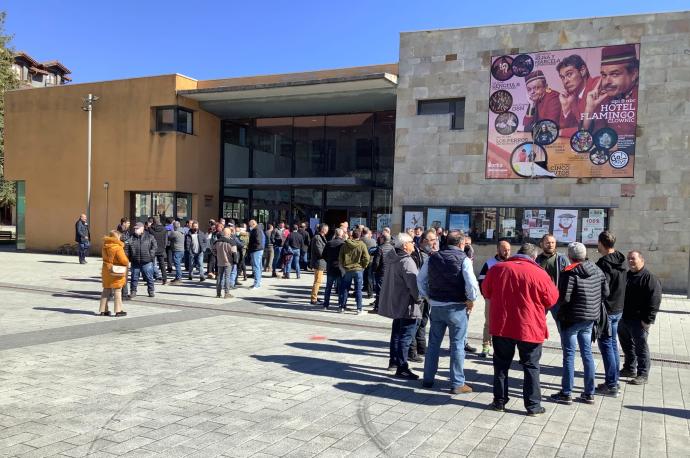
[{"x1": 82, "y1": 94, "x2": 99, "y2": 227}]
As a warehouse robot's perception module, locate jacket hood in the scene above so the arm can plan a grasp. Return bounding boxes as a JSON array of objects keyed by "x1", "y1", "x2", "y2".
[
  {"x1": 344, "y1": 239, "x2": 361, "y2": 248},
  {"x1": 103, "y1": 235, "x2": 124, "y2": 247},
  {"x1": 565, "y1": 259, "x2": 599, "y2": 278},
  {"x1": 599, "y1": 251, "x2": 627, "y2": 271}
]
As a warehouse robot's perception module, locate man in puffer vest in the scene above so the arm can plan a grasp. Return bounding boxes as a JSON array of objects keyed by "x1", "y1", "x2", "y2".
[
  {"x1": 550, "y1": 242, "x2": 608, "y2": 406},
  {"x1": 417, "y1": 230, "x2": 479, "y2": 395}
]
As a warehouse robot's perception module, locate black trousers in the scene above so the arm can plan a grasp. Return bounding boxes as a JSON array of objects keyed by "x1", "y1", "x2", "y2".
[
  {"x1": 166, "y1": 246, "x2": 174, "y2": 272},
  {"x1": 618, "y1": 318, "x2": 651, "y2": 377},
  {"x1": 154, "y1": 253, "x2": 167, "y2": 282},
  {"x1": 492, "y1": 336, "x2": 542, "y2": 412},
  {"x1": 409, "y1": 300, "x2": 430, "y2": 356}
]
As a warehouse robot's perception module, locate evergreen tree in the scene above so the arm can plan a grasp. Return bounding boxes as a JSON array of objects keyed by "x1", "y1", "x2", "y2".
[{"x1": 0, "y1": 11, "x2": 19, "y2": 207}]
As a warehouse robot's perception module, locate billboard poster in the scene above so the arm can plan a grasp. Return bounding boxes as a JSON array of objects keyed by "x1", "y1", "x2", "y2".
[
  {"x1": 582, "y1": 216, "x2": 605, "y2": 245},
  {"x1": 553, "y1": 209, "x2": 578, "y2": 243},
  {"x1": 427, "y1": 208, "x2": 448, "y2": 229},
  {"x1": 449, "y1": 213, "x2": 470, "y2": 232},
  {"x1": 486, "y1": 44, "x2": 640, "y2": 179},
  {"x1": 376, "y1": 214, "x2": 391, "y2": 232},
  {"x1": 404, "y1": 211, "x2": 424, "y2": 230}
]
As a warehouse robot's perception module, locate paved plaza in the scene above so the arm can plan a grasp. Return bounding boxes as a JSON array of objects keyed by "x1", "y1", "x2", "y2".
[{"x1": 0, "y1": 251, "x2": 688, "y2": 457}]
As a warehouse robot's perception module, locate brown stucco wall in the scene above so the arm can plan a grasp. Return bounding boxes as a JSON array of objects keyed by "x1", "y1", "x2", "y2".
[{"x1": 4, "y1": 74, "x2": 220, "y2": 252}]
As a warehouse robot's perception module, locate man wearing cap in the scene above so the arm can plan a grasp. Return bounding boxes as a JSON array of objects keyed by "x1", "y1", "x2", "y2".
[
  {"x1": 522, "y1": 70, "x2": 562, "y2": 132},
  {"x1": 582, "y1": 44, "x2": 639, "y2": 136},
  {"x1": 556, "y1": 54, "x2": 602, "y2": 136}
]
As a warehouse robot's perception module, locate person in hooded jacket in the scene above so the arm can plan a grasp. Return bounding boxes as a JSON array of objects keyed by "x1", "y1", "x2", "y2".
[
  {"x1": 148, "y1": 216, "x2": 169, "y2": 285},
  {"x1": 378, "y1": 233, "x2": 422, "y2": 380},
  {"x1": 550, "y1": 242, "x2": 608, "y2": 406},
  {"x1": 213, "y1": 226, "x2": 238, "y2": 299},
  {"x1": 595, "y1": 231, "x2": 627, "y2": 396},
  {"x1": 100, "y1": 230, "x2": 129, "y2": 317}
]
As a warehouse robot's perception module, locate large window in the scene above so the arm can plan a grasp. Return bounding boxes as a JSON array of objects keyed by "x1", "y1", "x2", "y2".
[
  {"x1": 294, "y1": 116, "x2": 325, "y2": 177},
  {"x1": 253, "y1": 118, "x2": 292, "y2": 178},
  {"x1": 155, "y1": 106, "x2": 194, "y2": 134},
  {"x1": 131, "y1": 192, "x2": 193, "y2": 223},
  {"x1": 325, "y1": 113, "x2": 373, "y2": 179},
  {"x1": 417, "y1": 98, "x2": 465, "y2": 130}
]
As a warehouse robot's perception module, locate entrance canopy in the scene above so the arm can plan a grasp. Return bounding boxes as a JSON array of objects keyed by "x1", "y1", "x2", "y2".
[{"x1": 178, "y1": 68, "x2": 398, "y2": 118}]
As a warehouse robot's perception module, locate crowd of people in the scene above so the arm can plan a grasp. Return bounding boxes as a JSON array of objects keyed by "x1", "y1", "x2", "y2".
[{"x1": 77, "y1": 213, "x2": 662, "y2": 416}]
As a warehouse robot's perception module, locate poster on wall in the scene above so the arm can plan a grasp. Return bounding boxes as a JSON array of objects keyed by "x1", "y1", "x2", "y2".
[
  {"x1": 376, "y1": 214, "x2": 392, "y2": 232},
  {"x1": 449, "y1": 213, "x2": 470, "y2": 232},
  {"x1": 404, "y1": 211, "x2": 424, "y2": 230},
  {"x1": 581, "y1": 216, "x2": 605, "y2": 245},
  {"x1": 349, "y1": 217, "x2": 366, "y2": 228},
  {"x1": 486, "y1": 44, "x2": 639, "y2": 179},
  {"x1": 553, "y1": 209, "x2": 578, "y2": 243},
  {"x1": 427, "y1": 208, "x2": 448, "y2": 229},
  {"x1": 309, "y1": 218, "x2": 320, "y2": 234},
  {"x1": 522, "y1": 209, "x2": 550, "y2": 240}
]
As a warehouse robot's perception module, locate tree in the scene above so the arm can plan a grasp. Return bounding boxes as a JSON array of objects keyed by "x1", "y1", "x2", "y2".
[{"x1": 0, "y1": 11, "x2": 18, "y2": 207}]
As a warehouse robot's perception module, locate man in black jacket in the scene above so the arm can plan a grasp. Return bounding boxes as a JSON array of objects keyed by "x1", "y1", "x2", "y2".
[
  {"x1": 298, "y1": 223, "x2": 311, "y2": 271},
  {"x1": 322, "y1": 228, "x2": 345, "y2": 310},
  {"x1": 595, "y1": 231, "x2": 627, "y2": 396},
  {"x1": 126, "y1": 222, "x2": 158, "y2": 298},
  {"x1": 619, "y1": 250, "x2": 662, "y2": 385},
  {"x1": 149, "y1": 216, "x2": 169, "y2": 285},
  {"x1": 270, "y1": 222, "x2": 287, "y2": 277},
  {"x1": 184, "y1": 221, "x2": 210, "y2": 282},
  {"x1": 247, "y1": 219, "x2": 265, "y2": 289},
  {"x1": 550, "y1": 242, "x2": 607, "y2": 405},
  {"x1": 369, "y1": 232, "x2": 394, "y2": 314},
  {"x1": 309, "y1": 223, "x2": 329, "y2": 305},
  {"x1": 74, "y1": 214, "x2": 90, "y2": 264},
  {"x1": 284, "y1": 225, "x2": 304, "y2": 279}
]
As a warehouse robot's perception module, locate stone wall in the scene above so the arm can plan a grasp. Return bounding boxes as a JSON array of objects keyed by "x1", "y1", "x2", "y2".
[{"x1": 393, "y1": 11, "x2": 690, "y2": 292}]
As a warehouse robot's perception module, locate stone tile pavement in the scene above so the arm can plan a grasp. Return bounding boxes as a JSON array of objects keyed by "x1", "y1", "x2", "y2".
[{"x1": 0, "y1": 251, "x2": 688, "y2": 457}]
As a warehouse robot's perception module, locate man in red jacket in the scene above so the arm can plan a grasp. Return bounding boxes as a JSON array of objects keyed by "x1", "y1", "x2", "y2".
[{"x1": 482, "y1": 243, "x2": 559, "y2": 416}]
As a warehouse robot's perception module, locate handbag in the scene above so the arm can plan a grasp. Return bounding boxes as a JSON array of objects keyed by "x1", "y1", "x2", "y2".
[{"x1": 110, "y1": 265, "x2": 127, "y2": 277}]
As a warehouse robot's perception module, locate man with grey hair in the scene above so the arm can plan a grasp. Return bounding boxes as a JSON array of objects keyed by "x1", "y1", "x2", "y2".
[
  {"x1": 417, "y1": 230, "x2": 479, "y2": 395},
  {"x1": 379, "y1": 233, "x2": 422, "y2": 379},
  {"x1": 550, "y1": 242, "x2": 607, "y2": 406},
  {"x1": 370, "y1": 231, "x2": 395, "y2": 314},
  {"x1": 168, "y1": 221, "x2": 185, "y2": 285},
  {"x1": 322, "y1": 228, "x2": 346, "y2": 310},
  {"x1": 482, "y1": 243, "x2": 559, "y2": 415}
]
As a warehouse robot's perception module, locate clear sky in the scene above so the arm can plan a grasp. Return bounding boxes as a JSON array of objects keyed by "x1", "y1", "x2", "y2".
[{"x1": 3, "y1": 0, "x2": 688, "y2": 83}]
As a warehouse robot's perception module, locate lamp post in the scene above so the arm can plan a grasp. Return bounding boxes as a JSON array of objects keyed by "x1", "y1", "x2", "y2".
[
  {"x1": 104, "y1": 181, "x2": 110, "y2": 233},
  {"x1": 81, "y1": 94, "x2": 99, "y2": 226}
]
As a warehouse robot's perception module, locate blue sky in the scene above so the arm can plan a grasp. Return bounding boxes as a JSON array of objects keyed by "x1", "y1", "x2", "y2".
[{"x1": 4, "y1": 1, "x2": 688, "y2": 83}]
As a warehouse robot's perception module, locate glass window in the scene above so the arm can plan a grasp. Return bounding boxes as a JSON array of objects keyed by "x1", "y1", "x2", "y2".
[
  {"x1": 326, "y1": 190, "x2": 370, "y2": 208},
  {"x1": 448, "y1": 211, "x2": 471, "y2": 232},
  {"x1": 417, "y1": 98, "x2": 465, "y2": 130},
  {"x1": 498, "y1": 208, "x2": 523, "y2": 241},
  {"x1": 520, "y1": 208, "x2": 551, "y2": 243},
  {"x1": 427, "y1": 208, "x2": 448, "y2": 230},
  {"x1": 325, "y1": 113, "x2": 373, "y2": 179},
  {"x1": 374, "y1": 111, "x2": 395, "y2": 186},
  {"x1": 373, "y1": 189, "x2": 392, "y2": 232},
  {"x1": 177, "y1": 108, "x2": 193, "y2": 134},
  {"x1": 253, "y1": 189, "x2": 290, "y2": 208},
  {"x1": 224, "y1": 143, "x2": 250, "y2": 179},
  {"x1": 293, "y1": 189, "x2": 323, "y2": 224},
  {"x1": 253, "y1": 118, "x2": 293, "y2": 178},
  {"x1": 133, "y1": 193, "x2": 152, "y2": 223},
  {"x1": 294, "y1": 116, "x2": 325, "y2": 177},
  {"x1": 452, "y1": 99, "x2": 465, "y2": 130},
  {"x1": 175, "y1": 193, "x2": 192, "y2": 221},
  {"x1": 156, "y1": 108, "x2": 175, "y2": 131},
  {"x1": 223, "y1": 188, "x2": 249, "y2": 222},
  {"x1": 470, "y1": 208, "x2": 497, "y2": 241},
  {"x1": 152, "y1": 192, "x2": 174, "y2": 219}
]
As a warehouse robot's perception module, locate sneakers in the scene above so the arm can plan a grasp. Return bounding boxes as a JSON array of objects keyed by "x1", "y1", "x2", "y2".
[
  {"x1": 549, "y1": 391, "x2": 573, "y2": 405},
  {"x1": 595, "y1": 384, "x2": 619, "y2": 397},
  {"x1": 355, "y1": 310, "x2": 362, "y2": 315},
  {"x1": 464, "y1": 343, "x2": 477, "y2": 353},
  {"x1": 408, "y1": 354, "x2": 424, "y2": 363},
  {"x1": 338, "y1": 308, "x2": 345, "y2": 314},
  {"x1": 619, "y1": 368, "x2": 636, "y2": 378},
  {"x1": 480, "y1": 344, "x2": 491, "y2": 358},
  {"x1": 490, "y1": 400, "x2": 505, "y2": 412},
  {"x1": 395, "y1": 367, "x2": 419, "y2": 380},
  {"x1": 450, "y1": 384, "x2": 473, "y2": 395},
  {"x1": 580, "y1": 393, "x2": 595, "y2": 404},
  {"x1": 169, "y1": 279, "x2": 182, "y2": 285},
  {"x1": 224, "y1": 292, "x2": 233, "y2": 299},
  {"x1": 527, "y1": 406, "x2": 546, "y2": 416},
  {"x1": 148, "y1": 292, "x2": 155, "y2": 298},
  {"x1": 129, "y1": 291, "x2": 137, "y2": 299},
  {"x1": 629, "y1": 375, "x2": 648, "y2": 385}
]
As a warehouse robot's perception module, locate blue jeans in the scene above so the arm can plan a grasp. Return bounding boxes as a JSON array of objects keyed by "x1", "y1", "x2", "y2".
[
  {"x1": 272, "y1": 246, "x2": 282, "y2": 272},
  {"x1": 389, "y1": 318, "x2": 419, "y2": 369},
  {"x1": 560, "y1": 321, "x2": 595, "y2": 396},
  {"x1": 339, "y1": 270, "x2": 363, "y2": 310},
  {"x1": 172, "y1": 251, "x2": 183, "y2": 280},
  {"x1": 77, "y1": 241, "x2": 90, "y2": 262},
  {"x1": 188, "y1": 252, "x2": 205, "y2": 279},
  {"x1": 324, "y1": 272, "x2": 341, "y2": 309},
  {"x1": 597, "y1": 312, "x2": 622, "y2": 388},
  {"x1": 229, "y1": 264, "x2": 238, "y2": 288},
  {"x1": 423, "y1": 304, "x2": 469, "y2": 389},
  {"x1": 217, "y1": 265, "x2": 234, "y2": 294},
  {"x1": 284, "y1": 248, "x2": 301, "y2": 277},
  {"x1": 130, "y1": 262, "x2": 155, "y2": 294},
  {"x1": 250, "y1": 250, "x2": 263, "y2": 287}
]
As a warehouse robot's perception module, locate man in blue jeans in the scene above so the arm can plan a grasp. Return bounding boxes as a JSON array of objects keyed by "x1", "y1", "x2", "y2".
[
  {"x1": 74, "y1": 214, "x2": 90, "y2": 264},
  {"x1": 338, "y1": 228, "x2": 370, "y2": 314},
  {"x1": 550, "y1": 242, "x2": 608, "y2": 405},
  {"x1": 167, "y1": 221, "x2": 186, "y2": 285},
  {"x1": 322, "y1": 229, "x2": 345, "y2": 310},
  {"x1": 247, "y1": 219, "x2": 265, "y2": 289},
  {"x1": 595, "y1": 231, "x2": 628, "y2": 396},
  {"x1": 283, "y1": 224, "x2": 304, "y2": 279},
  {"x1": 184, "y1": 221, "x2": 209, "y2": 282},
  {"x1": 126, "y1": 222, "x2": 157, "y2": 298},
  {"x1": 417, "y1": 230, "x2": 479, "y2": 395}
]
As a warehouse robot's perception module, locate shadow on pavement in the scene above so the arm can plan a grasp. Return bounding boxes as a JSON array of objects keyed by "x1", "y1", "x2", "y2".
[
  {"x1": 62, "y1": 277, "x2": 101, "y2": 283},
  {"x1": 38, "y1": 260, "x2": 75, "y2": 264},
  {"x1": 625, "y1": 406, "x2": 690, "y2": 419},
  {"x1": 331, "y1": 339, "x2": 389, "y2": 349},
  {"x1": 286, "y1": 341, "x2": 388, "y2": 357},
  {"x1": 33, "y1": 307, "x2": 96, "y2": 315},
  {"x1": 658, "y1": 309, "x2": 690, "y2": 315}
]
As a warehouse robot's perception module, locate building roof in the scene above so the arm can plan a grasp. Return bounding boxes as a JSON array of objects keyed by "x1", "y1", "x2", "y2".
[{"x1": 13, "y1": 51, "x2": 72, "y2": 78}]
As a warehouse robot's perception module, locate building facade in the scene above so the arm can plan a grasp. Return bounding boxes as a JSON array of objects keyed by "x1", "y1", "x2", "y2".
[
  {"x1": 4, "y1": 11, "x2": 689, "y2": 291},
  {"x1": 12, "y1": 51, "x2": 71, "y2": 88}
]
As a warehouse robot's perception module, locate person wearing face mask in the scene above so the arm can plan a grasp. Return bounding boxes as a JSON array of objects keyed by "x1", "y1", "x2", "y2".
[
  {"x1": 126, "y1": 222, "x2": 158, "y2": 298},
  {"x1": 536, "y1": 234, "x2": 570, "y2": 331},
  {"x1": 184, "y1": 220, "x2": 210, "y2": 282},
  {"x1": 618, "y1": 250, "x2": 661, "y2": 386},
  {"x1": 477, "y1": 239, "x2": 512, "y2": 358},
  {"x1": 408, "y1": 229, "x2": 438, "y2": 362}
]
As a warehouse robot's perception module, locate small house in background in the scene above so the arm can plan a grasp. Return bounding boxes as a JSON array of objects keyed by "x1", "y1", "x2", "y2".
[{"x1": 12, "y1": 51, "x2": 71, "y2": 88}]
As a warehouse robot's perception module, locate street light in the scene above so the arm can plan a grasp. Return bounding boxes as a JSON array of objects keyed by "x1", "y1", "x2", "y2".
[
  {"x1": 104, "y1": 181, "x2": 110, "y2": 233},
  {"x1": 81, "y1": 94, "x2": 99, "y2": 227}
]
